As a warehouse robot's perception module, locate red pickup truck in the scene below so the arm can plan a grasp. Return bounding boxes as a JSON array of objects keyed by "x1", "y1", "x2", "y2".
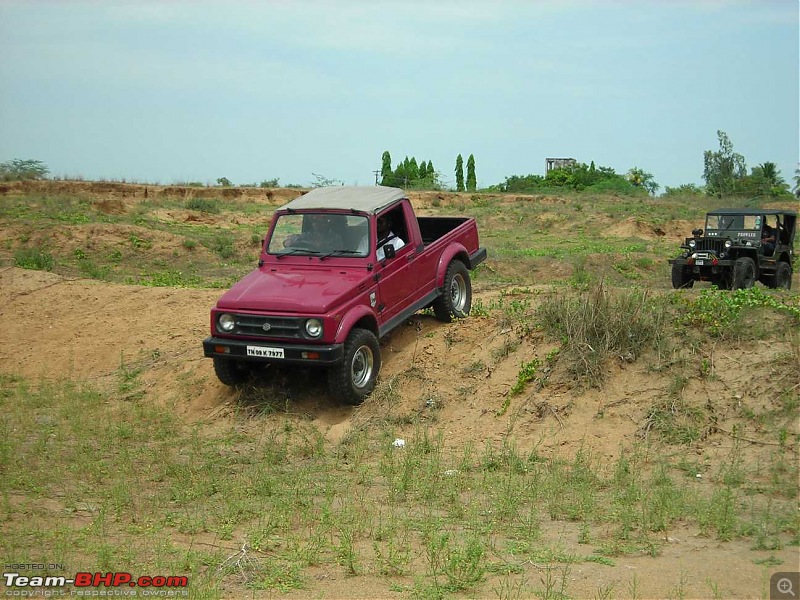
[{"x1": 203, "y1": 185, "x2": 486, "y2": 404}]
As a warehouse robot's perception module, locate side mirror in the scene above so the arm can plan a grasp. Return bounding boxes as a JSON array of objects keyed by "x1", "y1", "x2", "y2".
[
  {"x1": 692, "y1": 228, "x2": 703, "y2": 237},
  {"x1": 382, "y1": 244, "x2": 396, "y2": 260}
]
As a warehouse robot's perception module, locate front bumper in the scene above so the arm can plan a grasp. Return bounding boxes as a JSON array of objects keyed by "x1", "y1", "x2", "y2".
[{"x1": 203, "y1": 336, "x2": 344, "y2": 366}]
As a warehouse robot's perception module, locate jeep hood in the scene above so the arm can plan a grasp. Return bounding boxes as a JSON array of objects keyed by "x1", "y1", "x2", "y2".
[{"x1": 215, "y1": 266, "x2": 370, "y2": 313}]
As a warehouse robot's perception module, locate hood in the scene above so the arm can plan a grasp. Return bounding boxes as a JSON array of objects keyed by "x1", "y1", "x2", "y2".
[{"x1": 215, "y1": 265, "x2": 370, "y2": 313}]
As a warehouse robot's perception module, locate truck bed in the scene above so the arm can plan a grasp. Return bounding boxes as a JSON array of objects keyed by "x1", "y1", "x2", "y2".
[{"x1": 417, "y1": 217, "x2": 470, "y2": 246}]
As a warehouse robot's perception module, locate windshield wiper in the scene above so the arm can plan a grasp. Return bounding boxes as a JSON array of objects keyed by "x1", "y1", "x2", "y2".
[
  {"x1": 319, "y1": 249, "x2": 362, "y2": 260},
  {"x1": 275, "y1": 248, "x2": 322, "y2": 258}
]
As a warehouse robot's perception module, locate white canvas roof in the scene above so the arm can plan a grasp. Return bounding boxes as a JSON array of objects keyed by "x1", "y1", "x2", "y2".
[{"x1": 279, "y1": 186, "x2": 407, "y2": 214}]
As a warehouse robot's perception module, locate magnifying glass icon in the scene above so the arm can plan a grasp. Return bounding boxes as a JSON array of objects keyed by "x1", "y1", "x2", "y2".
[{"x1": 778, "y1": 578, "x2": 796, "y2": 597}]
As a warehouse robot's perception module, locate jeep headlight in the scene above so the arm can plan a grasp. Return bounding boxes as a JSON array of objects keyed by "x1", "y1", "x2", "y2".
[
  {"x1": 218, "y1": 313, "x2": 235, "y2": 332},
  {"x1": 724, "y1": 240, "x2": 732, "y2": 248},
  {"x1": 688, "y1": 239, "x2": 696, "y2": 248},
  {"x1": 305, "y1": 319, "x2": 323, "y2": 338}
]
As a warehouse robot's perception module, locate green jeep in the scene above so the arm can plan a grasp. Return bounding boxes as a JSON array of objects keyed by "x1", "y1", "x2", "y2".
[{"x1": 669, "y1": 209, "x2": 796, "y2": 290}]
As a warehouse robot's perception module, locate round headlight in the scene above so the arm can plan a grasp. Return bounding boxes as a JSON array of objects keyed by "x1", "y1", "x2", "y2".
[
  {"x1": 688, "y1": 239, "x2": 696, "y2": 248},
  {"x1": 218, "y1": 313, "x2": 235, "y2": 332},
  {"x1": 724, "y1": 240, "x2": 732, "y2": 248},
  {"x1": 305, "y1": 319, "x2": 323, "y2": 338}
]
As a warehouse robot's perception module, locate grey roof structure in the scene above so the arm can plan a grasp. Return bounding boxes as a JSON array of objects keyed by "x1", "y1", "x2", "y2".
[
  {"x1": 707, "y1": 208, "x2": 797, "y2": 216},
  {"x1": 279, "y1": 186, "x2": 407, "y2": 215}
]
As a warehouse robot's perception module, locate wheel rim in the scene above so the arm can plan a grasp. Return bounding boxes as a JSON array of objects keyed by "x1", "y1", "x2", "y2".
[
  {"x1": 450, "y1": 274, "x2": 467, "y2": 312},
  {"x1": 351, "y1": 345, "x2": 374, "y2": 389}
]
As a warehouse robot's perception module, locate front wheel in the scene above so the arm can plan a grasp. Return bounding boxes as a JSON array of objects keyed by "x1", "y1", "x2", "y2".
[
  {"x1": 671, "y1": 262, "x2": 694, "y2": 289},
  {"x1": 775, "y1": 262, "x2": 792, "y2": 290},
  {"x1": 328, "y1": 328, "x2": 381, "y2": 405},
  {"x1": 213, "y1": 357, "x2": 250, "y2": 386},
  {"x1": 432, "y1": 260, "x2": 472, "y2": 322},
  {"x1": 732, "y1": 257, "x2": 756, "y2": 290}
]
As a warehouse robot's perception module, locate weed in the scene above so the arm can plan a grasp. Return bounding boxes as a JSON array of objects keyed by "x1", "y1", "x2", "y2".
[{"x1": 14, "y1": 247, "x2": 54, "y2": 271}]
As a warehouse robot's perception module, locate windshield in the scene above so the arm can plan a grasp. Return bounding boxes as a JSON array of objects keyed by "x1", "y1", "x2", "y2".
[
  {"x1": 267, "y1": 212, "x2": 369, "y2": 257},
  {"x1": 705, "y1": 214, "x2": 762, "y2": 231}
]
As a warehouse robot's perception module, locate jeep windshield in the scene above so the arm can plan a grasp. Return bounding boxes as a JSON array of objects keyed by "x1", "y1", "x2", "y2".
[
  {"x1": 268, "y1": 212, "x2": 369, "y2": 257},
  {"x1": 705, "y1": 214, "x2": 762, "y2": 232}
]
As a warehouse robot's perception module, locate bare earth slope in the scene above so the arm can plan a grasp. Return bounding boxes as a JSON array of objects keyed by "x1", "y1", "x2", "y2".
[{"x1": 2, "y1": 265, "x2": 797, "y2": 599}]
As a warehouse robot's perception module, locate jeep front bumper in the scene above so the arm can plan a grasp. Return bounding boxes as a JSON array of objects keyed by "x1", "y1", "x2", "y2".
[{"x1": 203, "y1": 336, "x2": 344, "y2": 365}]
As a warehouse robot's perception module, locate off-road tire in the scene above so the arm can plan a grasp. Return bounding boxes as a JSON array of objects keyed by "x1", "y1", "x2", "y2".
[
  {"x1": 432, "y1": 260, "x2": 472, "y2": 322},
  {"x1": 213, "y1": 357, "x2": 250, "y2": 386},
  {"x1": 671, "y1": 262, "x2": 694, "y2": 289},
  {"x1": 775, "y1": 262, "x2": 792, "y2": 290},
  {"x1": 328, "y1": 328, "x2": 381, "y2": 405},
  {"x1": 732, "y1": 257, "x2": 756, "y2": 290}
]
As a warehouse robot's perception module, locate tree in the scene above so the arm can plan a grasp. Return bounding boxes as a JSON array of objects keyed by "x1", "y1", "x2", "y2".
[
  {"x1": 455, "y1": 154, "x2": 464, "y2": 192},
  {"x1": 794, "y1": 166, "x2": 800, "y2": 198},
  {"x1": 216, "y1": 177, "x2": 232, "y2": 187},
  {"x1": 466, "y1": 154, "x2": 476, "y2": 192},
  {"x1": 0, "y1": 158, "x2": 49, "y2": 181},
  {"x1": 626, "y1": 167, "x2": 659, "y2": 196},
  {"x1": 380, "y1": 151, "x2": 392, "y2": 185},
  {"x1": 703, "y1": 130, "x2": 746, "y2": 197}
]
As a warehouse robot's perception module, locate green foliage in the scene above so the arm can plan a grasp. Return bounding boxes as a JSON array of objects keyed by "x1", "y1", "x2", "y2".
[
  {"x1": 216, "y1": 177, "x2": 232, "y2": 187},
  {"x1": 626, "y1": 167, "x2": 659, "y2": 195},
  {"x1": 14, "y1": 247, "x2": 54, "y2": 271},
  {"x1": 499, "y1": 162, "x2": 642, "y2": 195},
  {"x1": 510, "y1": 359, "x2": 540, "y2": 396},
  {"x1": 380, "y1": 153, "x2": 439, "y2": 189},
  {"x1": 186, "y1": 198, "x2": 220, "y2": 213},
  {"x1": 675, "y1": 287, "x2": 800, "y2": 336},
  {"x1": 662, "y1": 183, "x2": 705, "y2": 197},
  {"x1": 0, "y1": 158, "x2": 49, "y2": 181},
  {"x1": 703, "y1": 130, "x2": 746, "y2": 196},
  {"x1": 466, "y1": 154, "x2": 477, "y2": 192},
  {"x1": 259, "y1": 178, "x2": 279, "y2": 188},
  {"x1": 455, "y1": 154, "x2": 465, "y2": 192}
]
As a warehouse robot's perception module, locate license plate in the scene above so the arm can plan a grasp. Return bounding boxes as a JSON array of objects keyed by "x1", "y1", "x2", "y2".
[
  {"x1": 696, "y1": 260, "x2": 704, "y2": 265},
  {"x1": 246, "y1": 346, "x2": 284, "y2": 359}
]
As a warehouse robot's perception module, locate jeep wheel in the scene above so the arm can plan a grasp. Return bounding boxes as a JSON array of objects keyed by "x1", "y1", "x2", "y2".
[
  {"x1": 328, "y1": 328, "x2": 380, "y2": 405},
  {"x1": 432, "y1": 260, "x2": 472, "y2": 322},
  {"x1": 213, "y1": 357, "x2": 250, "y2": 386},
  {"x1": 775, "y1": 262, "x2": 793, "y2": 290},
  {"x1": 732, "y1": 257, "x2": 756, "y2": 289},
  {"x1": 671, "y1": 262, "x2": 694, "y2": 289}
]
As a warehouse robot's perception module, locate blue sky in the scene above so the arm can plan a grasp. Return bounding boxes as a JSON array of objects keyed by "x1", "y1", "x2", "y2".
[{"x1": 1, "y1": 0, "x2": 797, "y2": 191}]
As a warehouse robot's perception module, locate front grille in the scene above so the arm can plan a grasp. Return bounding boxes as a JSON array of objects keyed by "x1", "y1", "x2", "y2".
[
  {"x1": 688, "y1": 238, "x2": 725, "y2": 254},
  {"x1": 234, "y1": 315, "x2": 304, "y2": 339}
]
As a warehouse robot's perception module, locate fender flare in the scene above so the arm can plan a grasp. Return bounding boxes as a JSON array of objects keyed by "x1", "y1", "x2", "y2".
[
  {"x1": 334, "y1": 305, "x2": 378, "y2": 344},
  {"x1": 435, "y1": 243, "x2": 470, "y2": 288}
]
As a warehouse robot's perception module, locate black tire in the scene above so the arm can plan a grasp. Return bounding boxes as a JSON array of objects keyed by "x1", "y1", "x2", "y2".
[
  {"x1": 732, "y1": 257, "x2": 756, "y2": 290},
  {"x1": 432, "y1": 260, "x2": 472, "y2": 322},
  {"x1": 213, "y1": 356, "x2": 250, "y2": 386},
  {"x1": 775, "y1": 262, "x2": 792, "y2": 290},
  {"x1": 671, "y1": 262, "x2": 694, "y2": 289},
  {"x1": 328, "y1": 328, "x2": 381, "y2": 405}
]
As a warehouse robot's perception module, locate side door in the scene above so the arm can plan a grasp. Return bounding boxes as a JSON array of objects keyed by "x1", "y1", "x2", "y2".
[{"x1": 375, "y1": 203, "x2": 416, "y2": 323}]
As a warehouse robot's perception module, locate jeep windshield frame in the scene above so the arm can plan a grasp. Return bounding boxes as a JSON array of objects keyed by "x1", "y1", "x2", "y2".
[{"x1": 267, "y1": 211, "x2": 370, "y2": 258}]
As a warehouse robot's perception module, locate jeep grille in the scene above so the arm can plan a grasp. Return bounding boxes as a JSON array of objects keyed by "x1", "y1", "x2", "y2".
[
  {"x1": 689, "y1": 238, "x2": 726, "y2": 254},
  {"x1": 232, "y1": 315, "x2": 303, "y2": 339}
]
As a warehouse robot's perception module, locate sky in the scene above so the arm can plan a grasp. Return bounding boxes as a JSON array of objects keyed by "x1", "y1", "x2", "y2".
[{"x1": 0, "y1": 0, "x2": 798, "y2": 192}]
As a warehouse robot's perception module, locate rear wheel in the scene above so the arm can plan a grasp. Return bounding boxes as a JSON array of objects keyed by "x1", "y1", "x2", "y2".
[
  {"x1": 775, "y1": 262, "x2": 792, "y2": 290},
  {"x1": 328, "y1": 328, "x2": 381, "y2": 405},
  {"x1": 213, "y1": 357, "x2": 250, "y2": 386},
  {"x1": 671, "y1": 262, "x2": 694, "y2": 289},
  {"x1": 432, "y1": 260, "x2": 472, "y2": 322},
  {"x1": 732, "y1": 257, "x2": 756, "y2": 290}
]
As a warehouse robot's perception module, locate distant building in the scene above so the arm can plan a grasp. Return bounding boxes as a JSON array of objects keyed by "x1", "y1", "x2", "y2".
[{"x1": 545, "y1": 158, "x2": 577, "y2": 173}]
